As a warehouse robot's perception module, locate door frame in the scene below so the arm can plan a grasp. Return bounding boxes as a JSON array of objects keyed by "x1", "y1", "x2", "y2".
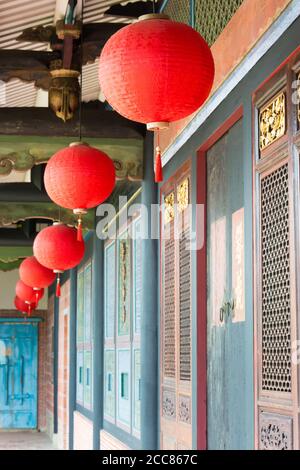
[
  {"x1": 196, "y1": 105, "x2": 243, "y2": 449},
  {"x1": 0, "y1": 317, "x2": 42, "y2": 429}
]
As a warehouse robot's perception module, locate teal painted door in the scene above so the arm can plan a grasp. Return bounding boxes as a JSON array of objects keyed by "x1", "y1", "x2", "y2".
[
  {"x1": 207, "y1": 119, "x2": 247, "y2": 449},
  {"x1": 0, "y1": 322, "x2": 38, "y2": 429}
]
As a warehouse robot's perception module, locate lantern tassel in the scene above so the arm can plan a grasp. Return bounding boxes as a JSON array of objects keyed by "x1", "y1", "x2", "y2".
[
  {"x1": 28, "y1": 304, "x2": 31, "y2": 317},
  {"x1": 155, "y1": 146, "x2": 163, "y2": 183},
  {"x1": 77, "y1": 217, "x2": 83, "y2": 242},
  {"x1": 36, "y1": 291, "x2": 39, "y2": 304},
  {"x1": 56, "y1": 274, "x2": 61, "y2": 298}
]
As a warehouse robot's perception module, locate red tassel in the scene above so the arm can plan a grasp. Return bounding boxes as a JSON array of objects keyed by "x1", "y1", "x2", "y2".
[
  {"x1": 77, "y1": 218, "x2": 83, "y2": 242},
  {"x1": 155, "y1": 146, "x2": 163, "y2": 183},
  {"x1": 36, "y1": 291, "x2": 39, "y2": 303},
  {"x1": 28, "y1": 304, "x2": 31, "y2": 317},
  {"x1": 56, "y1": 275, "x2": 61, "y2": 297}
]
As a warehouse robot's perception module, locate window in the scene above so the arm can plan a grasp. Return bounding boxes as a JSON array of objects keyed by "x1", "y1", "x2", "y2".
[
  {"x1": 104, "y1": 216, "x2": 142, "y2": 437},
  {"x1": 76, "y1": 262, "x2": 93, "y2": 410}
]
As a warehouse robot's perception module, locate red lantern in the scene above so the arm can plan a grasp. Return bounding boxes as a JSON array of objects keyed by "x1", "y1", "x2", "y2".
[
  {"x1": 14, "y1": 296, "x2": 37, "y2": 316},
  {"x1": 15, "y1": 281, "x2": 38, "y2": 315},
  {"x1": 33, "y1": 223, "x2": 85, "y2": 297},
  {"x1": 20, "y1": 256, "x2": 55, "y2": 292},
  {"x1": 44, "y1": 142, "x2": 115, "y2": 240},
  {"x1": 99, "y1": 13, "x2": 215, "y2": 182}
]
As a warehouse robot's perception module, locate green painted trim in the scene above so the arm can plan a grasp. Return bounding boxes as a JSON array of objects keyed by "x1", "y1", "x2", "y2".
[
  {"x1": 0, "y1": 246, "x2": 33, "y2": 263},
  {"x1": 0, "y1": 317, "x2": 43, "y2": 323},
  {"x1": 0, "y1": 259, "x2": 23, "y2": 271}
]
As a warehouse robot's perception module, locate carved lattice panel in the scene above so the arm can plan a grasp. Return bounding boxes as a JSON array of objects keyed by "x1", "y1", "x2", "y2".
[
  {"x1": 260, "y1": 164, "x2": 292, "y2": 393},
  {"x1": 179, "y1": 227, "x2": 191, "y2": 381},
  {"x1": 163, "y1": 223, "x2": 176, "y2": 379},
  {"x1": 259, "y1": 412, "x2": 293, "y2": 450}
]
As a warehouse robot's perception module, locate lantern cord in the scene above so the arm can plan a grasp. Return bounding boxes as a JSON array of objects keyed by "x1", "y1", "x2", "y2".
[
  {"x1": 78, "y1": 0, "x2": 84, "y2": 142},
  {"x1": 152, "y1": 0, "x2": 155, "y2": 13},
  {"x1": 56, "y1": 274, "x2": 61, "y2": 298},
  {"x1": 155, "y1": 130, "x2": 163, "y2": 183}
]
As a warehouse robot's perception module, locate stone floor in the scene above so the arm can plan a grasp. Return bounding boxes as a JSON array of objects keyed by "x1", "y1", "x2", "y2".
[{"x1": 0, "y1": 431, "x2": 56, "y2": 450}]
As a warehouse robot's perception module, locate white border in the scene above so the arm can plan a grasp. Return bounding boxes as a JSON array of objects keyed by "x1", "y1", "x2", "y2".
[{"x1": 162, "y1": 0, "x2": 300, "y2": 166}]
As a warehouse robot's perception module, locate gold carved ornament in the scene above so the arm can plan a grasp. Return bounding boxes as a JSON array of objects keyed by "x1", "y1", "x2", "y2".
[
  {"x1": 259, "y1": 92, "x2": 286, "y2": 151},
  {"x1": 177, "y1": 178, "x2": 189, "y2": 213},
  {"x1": 164, "y1": 192, "x2": 175, "y2": 225}
]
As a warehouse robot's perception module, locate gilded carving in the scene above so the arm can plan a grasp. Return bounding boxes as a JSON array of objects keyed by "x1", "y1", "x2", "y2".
[
  {"x1": 177, "y1": 178, "x2": 189, "y2": 212},
  {"x1": 49, "y1": 69, "x2": 80, "y2": 122},
  {"x1": 164, "y1": 192, "x2": 175, "y2": 225},
  {"x1": 259, "y1": 92, "x2": 286, "y2": 151}
]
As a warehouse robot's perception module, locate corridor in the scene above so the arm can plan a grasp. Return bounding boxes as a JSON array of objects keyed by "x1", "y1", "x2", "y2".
[{"x1": 0, "y1": 432, "x2": 56, "y2": 451}]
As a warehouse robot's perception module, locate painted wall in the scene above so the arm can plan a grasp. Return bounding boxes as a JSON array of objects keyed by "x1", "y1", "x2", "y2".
[{"x1": 0, "y1": 269, "x2": 48, "y2": 310}]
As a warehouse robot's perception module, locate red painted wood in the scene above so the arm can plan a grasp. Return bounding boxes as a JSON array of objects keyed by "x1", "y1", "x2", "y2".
[{"x1": 196, "y1": 105, "x2": 243, "y2": 449}]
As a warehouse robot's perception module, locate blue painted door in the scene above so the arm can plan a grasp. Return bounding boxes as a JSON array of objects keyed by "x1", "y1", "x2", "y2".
[
  {"x1": 207, "y1": 119, "x2": 247, "y2": 449},
  {"x1": 0, "y1": 322, "x2": 38, "y2": 429}
]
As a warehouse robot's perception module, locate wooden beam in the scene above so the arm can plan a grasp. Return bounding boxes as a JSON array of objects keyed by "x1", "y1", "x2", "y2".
[
  {"x1": 0, "y1": 102, "x2": 145, "y2": 138},
  {"x1": 0, "y1": 50, "x2": 60, "y2": 89}
]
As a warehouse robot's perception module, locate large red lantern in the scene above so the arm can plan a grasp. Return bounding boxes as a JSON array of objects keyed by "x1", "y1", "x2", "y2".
[
  {"x1": 33, "y1": 223, "x2": 85, "y2": 297},
  {"x1": 14, "y1": 296, "x2": 37, "y2": 316},
  {"x1": 44, "y1": 142, "x2": 115, "y2": 240},
  {"x1": 19, "y1": 256, "x2": 55, "y2": 295},
  {"x1": 99, "y1": 13, "x2": 215, "y2": 182}
]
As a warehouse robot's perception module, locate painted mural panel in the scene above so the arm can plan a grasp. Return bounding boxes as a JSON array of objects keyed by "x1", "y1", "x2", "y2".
[
  {"x1": 118, "y1": 237, "x2": 131, "y2": 337},
  {"x1": 133, "y1": 218, "x2": 142, "y2": 335},
  {"x1": 77, "y1": 270, "x2": 84, "y2": 344},
  {"x1": 105, "y1": 242, "x2": 115, "y2": 339},
  {"x1": 104, "y1": 350, "x2": 115, "y2": 419},
  {"x1": 84, "y1": 264, "x2": 92, "y2": 344}
]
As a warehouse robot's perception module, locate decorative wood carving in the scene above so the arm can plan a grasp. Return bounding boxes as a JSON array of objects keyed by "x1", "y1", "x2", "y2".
[
  {"x1": 260, "y1": 164, "x2": 291, "y2": 393},
  {"x1": 162, "y1": 389, "x2": 176, "y2": 420},
  {"x1": 0, "y1": 135, "x2": 143, "y2": 181},
  {"x1": 164, "y1": 192, "x2": 175, "y2": 225},
  {"x1": 259, "y1": 92, "x2": 286, "y2": 151},
  {"x1": 259, "y1": 412, "x2": 292, "y2": 450},
  {"x1": 49, "y1": 69, "x2": 80, "y2": 122},
  {"x1": 177, "y1": 178, "x2": 189, "y2": 212},
  {"x1": 178, "y1": 395, "x2": 191, "y2": 424}
]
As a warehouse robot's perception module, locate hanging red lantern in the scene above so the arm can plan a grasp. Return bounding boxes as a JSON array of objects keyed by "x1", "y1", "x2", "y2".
[
  {"x1": 19, "y1": 256, "x2": 55, "y2": 302},
  {"x1": 99, "y1": 13, "x2": 215, "y2": 182},
  {"x1": 14, "y1": 296, "x2": 37, "y2": 316},
  {"x1": 44, "y1": 142, "x2": 116, "y2": 241},
  {"x1": 15, "y1": 281, "x2": 39, "y2": 315},
  {"x1": 33, "y1": 223, "x2": 85, "y2": 297}
]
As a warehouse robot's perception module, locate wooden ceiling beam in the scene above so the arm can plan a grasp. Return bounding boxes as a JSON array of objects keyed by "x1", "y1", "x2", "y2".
[{"x1": 0, "y1": 102, "x2": 145, "y2": 138}]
